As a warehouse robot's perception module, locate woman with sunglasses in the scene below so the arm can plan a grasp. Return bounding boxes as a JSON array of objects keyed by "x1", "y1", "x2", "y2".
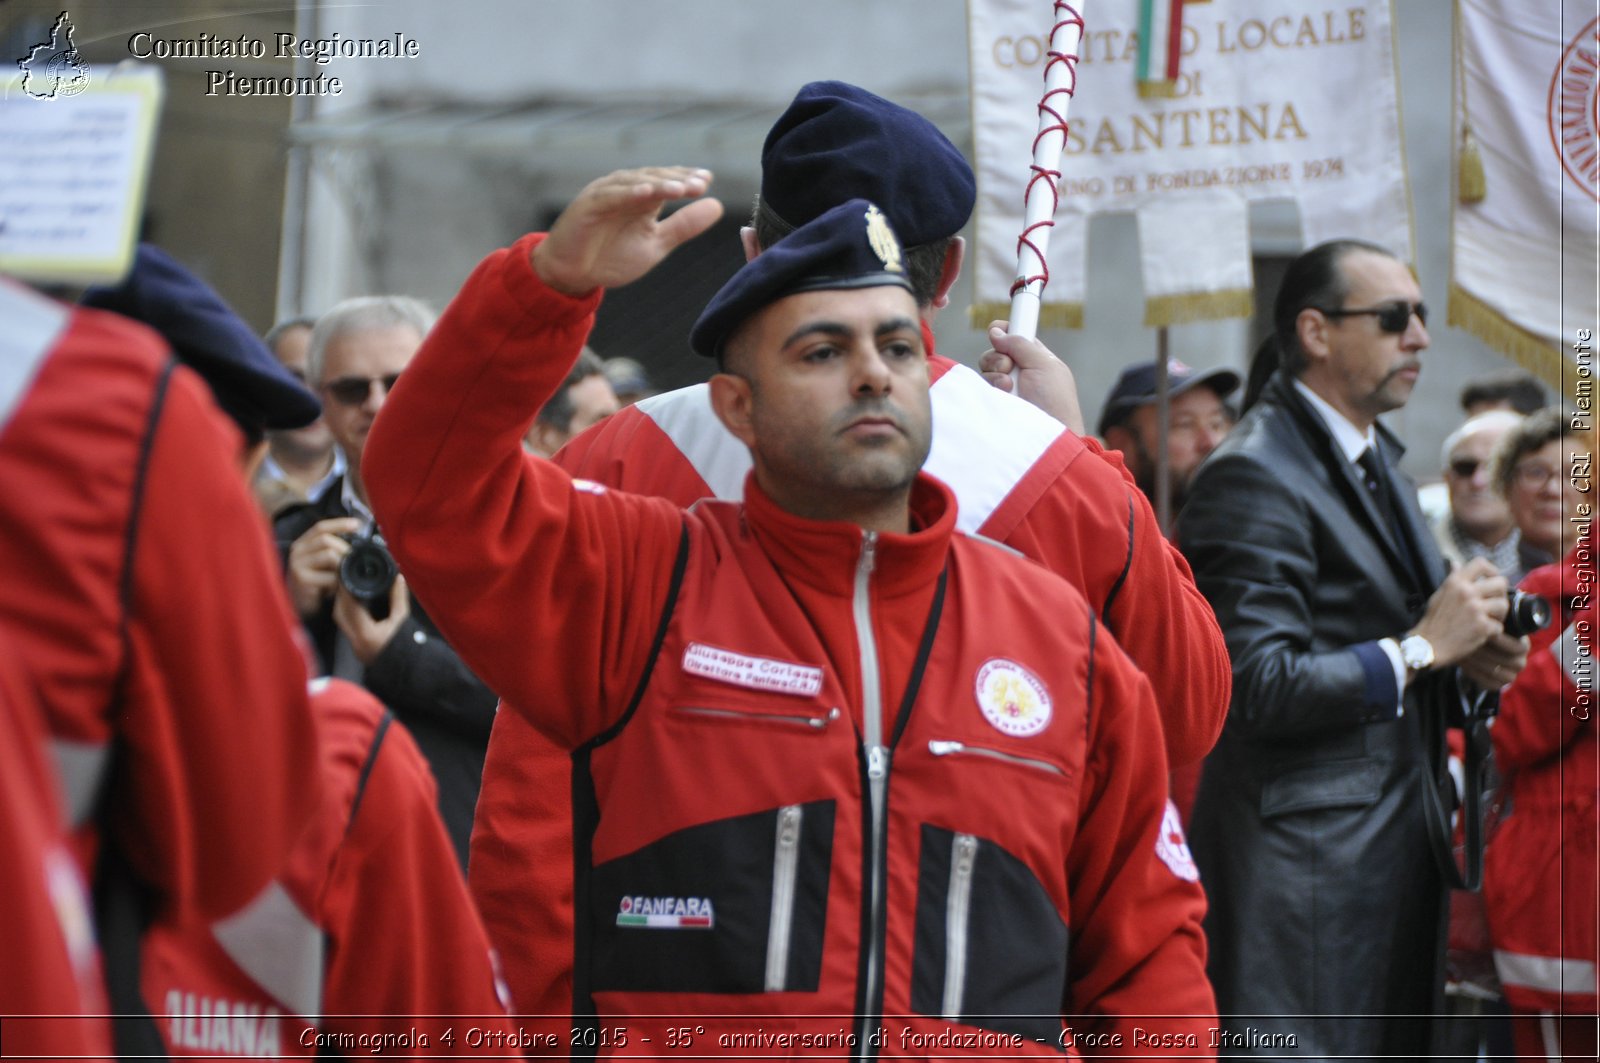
[{"x1": 1483, "y1": 412, "x2": 1598, "y2": 1061}]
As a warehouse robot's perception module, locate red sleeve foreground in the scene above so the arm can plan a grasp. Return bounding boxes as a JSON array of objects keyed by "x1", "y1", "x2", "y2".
[
  {"x1": 315, "y1": 680, "x2": 512, "y2": 1046},
  {"x1": 0, "y1": 641, "x2": 112, "y2": 1061},
  {"x1": 1065, "y1": 622, "x2": 1217, "y2": 1055},
  {"x1": 0, "y1": 307, "x2": 319, "y2": 919},
  {"x1": 363, "y1": 234, "x2": 685, "y2": 749},
  {"x1": 118, "y1": 364, "x2": 321, "y2": 916}
]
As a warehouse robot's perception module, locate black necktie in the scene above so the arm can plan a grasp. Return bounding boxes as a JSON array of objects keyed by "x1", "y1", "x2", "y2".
[
  {"x1": 1357, "y1": 447, "x2": 1385, "y2": 501},
  {"x1": 1359, "y1": 446, "x2": 1423, "y2": 582}
]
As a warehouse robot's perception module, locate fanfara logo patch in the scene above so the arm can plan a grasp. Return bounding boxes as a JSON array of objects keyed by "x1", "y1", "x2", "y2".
[
  {"x1": 864, "y1": 204, "x2": 904, "y2": 273},
  {"x1": 683, "y1": 642, "x2": 823, "y2": 697},
  {"x1": 1155, "y1": 800, "x2": 1200, "y2": 882},
  {"x1": 616, "y1": 895, "x2": 715, "y2": 929},
  {"x1": 974, "y1": 658, "x2": 1052, "y2": 737}
]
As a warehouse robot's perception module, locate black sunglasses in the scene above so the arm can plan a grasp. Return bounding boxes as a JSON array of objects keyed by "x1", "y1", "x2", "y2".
[
  {"x1": 322, "y1": 373, "x2": 402, "y2": 406},
  {"x1": 1448, "y1": 457, "x2": 1482, "y2": 478},
  {"x1": 1318, "y1": 300, "x2": 1427, "y2": 334}
]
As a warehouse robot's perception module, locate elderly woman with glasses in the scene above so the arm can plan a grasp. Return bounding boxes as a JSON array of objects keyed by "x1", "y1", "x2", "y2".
[
  {"x1": 1491, "y1": 408, "x2": 1587, "y2": 580},
  {"x1": 1482, "y1": 411, "x2": 1598, "y2": 1060}
]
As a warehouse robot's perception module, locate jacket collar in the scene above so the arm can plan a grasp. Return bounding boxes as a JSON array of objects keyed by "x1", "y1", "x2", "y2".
[
  {"x1": 1291, "y1": 379, "x2": 1375, "y2": 464},
  {"x1": 1264, "y1": 370, "x2": 1435, "y2": 593},
  {"x1": 740, "y1": 470, "x2": 956, "y2": 599},
  {"x1": 1265, "y1": 370, "x2": 1408, "y2": 464}
]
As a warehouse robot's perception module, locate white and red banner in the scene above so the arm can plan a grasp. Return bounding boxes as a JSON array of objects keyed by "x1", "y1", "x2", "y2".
[
  {"x1": 967, "y1": 0, "x2": 1411, "y2": 328},
  {"x1": 1450, "y1": 0, "x2": 1599, "y2": 389}
]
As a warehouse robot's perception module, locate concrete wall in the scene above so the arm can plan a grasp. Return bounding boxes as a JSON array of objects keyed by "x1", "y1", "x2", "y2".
[
  {"x1": 6, "y1": 0, "x2": 299, "y2": 333},
  {"x1": 26, "y1": 1, "x2": 1548, "y2": 481},
  {"x1": 287, "y1": 0, "x2": 1539, "y2": 480}
]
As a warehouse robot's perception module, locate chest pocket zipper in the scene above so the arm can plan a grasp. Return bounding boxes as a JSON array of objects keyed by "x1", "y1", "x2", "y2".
[
  {"x1": 674, "y1": 705, "x2": 841, "y2": 730},
  {"x1": 942, "y1": 833, "x2": 979, "y2": 1019},
  {"x1": 765, "y1": 804, "x2": 804, "y2": 991},
  {"x1": 928, "y1": 739, "x2": 1067, "y2": 778}
]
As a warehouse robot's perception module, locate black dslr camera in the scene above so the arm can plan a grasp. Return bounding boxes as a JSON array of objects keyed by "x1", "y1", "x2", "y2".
[
  {"x1": 339, "y1": 527, "x2": 398, "y2": 620},
  {"x1": 1504, "y1": 589, "x2": 1552, "y2": 638}
]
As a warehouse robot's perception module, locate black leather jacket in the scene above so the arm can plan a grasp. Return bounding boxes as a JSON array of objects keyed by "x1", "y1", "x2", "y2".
[{"x1": 1176, "y1": 371, "x2": 1459, "y2": 1058}]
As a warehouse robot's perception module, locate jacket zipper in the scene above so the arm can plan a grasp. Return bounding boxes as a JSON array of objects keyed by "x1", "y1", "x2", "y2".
[
  {"x1": 674, "y1": 705, "x2": 840, "y2": 730},
  {"x1": 852, "y1": 532, "x2": 888, "y2": 1060},
  {"x1": 942, "y1": 833, "x2": 979, "y2": 1020},
  {"x1": 928, "y1": 739, "x2": 1067, "y2": 777},
  {"x1": 765, "y1": 804, "x2": 804, "y2": 991}
]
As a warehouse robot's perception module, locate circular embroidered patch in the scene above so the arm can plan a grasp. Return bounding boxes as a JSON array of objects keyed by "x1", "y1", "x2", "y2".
[
  {"x1": 1548, "y1": 16, "x2": 1600, "y2": 201},
  {"x1": 1155, "y1": 800, "x2": 1200, "y2": 882},
  {"x1": 974, "y1": 658, "x2": 1052, "y2": 737}
]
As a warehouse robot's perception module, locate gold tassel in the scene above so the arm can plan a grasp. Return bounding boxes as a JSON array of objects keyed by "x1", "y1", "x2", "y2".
[
  {"x1": 1446, "y1": 283, "x2": 1563, "y2": 389},
  {"x1": 968, "y1": 301, "x2": 1085, "y2": 330},
  {"x1": 1459, "y1": 127, "x2": 1487, "y2": 203},
  {"x1": 1137, "y1": 80, "x2": 1179, "y2": 100},
  {"x1": 1143, "y1": 289, "x2": 1254, "y2": 327}
]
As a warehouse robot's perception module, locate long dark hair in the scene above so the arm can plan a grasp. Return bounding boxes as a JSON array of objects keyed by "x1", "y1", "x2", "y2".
[{"x1": 1273, "y1": 238, "x2": 1393, "y2": 376}]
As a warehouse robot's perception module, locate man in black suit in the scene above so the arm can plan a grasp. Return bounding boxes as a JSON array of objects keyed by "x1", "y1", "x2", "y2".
[{"x1": 1177, "y1": 239, "x2": 1529, "y2": 1057}]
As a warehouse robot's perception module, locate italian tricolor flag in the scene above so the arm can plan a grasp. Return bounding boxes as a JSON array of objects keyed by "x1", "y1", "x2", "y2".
[{"x1": 1137, "y1": 0, "x2": 1186, "y2": 97}]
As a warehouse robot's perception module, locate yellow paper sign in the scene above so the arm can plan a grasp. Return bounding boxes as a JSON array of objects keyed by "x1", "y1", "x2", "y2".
[{"x1": 0, "y1": 56, "x2": 166, "y2": 286}]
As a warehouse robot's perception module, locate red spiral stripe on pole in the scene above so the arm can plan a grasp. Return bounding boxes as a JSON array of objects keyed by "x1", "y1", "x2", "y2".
[{"x1": 1009, "y1": 2, "x2": 1084, "y2": 304}]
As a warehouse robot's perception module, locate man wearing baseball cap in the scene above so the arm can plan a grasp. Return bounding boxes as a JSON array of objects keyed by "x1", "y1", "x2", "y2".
[
  {"x1": 364, "y1": 167, "x2": 1215, "y2": 1056},
  {"x1": 1097, "y1": 359, "x2": 1240, "y2": 521}
]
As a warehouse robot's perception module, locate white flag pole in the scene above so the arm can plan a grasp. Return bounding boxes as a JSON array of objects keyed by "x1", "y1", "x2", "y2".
[{"x1": 1007, "y1": 1, "x2": 1087, "y2": 341}]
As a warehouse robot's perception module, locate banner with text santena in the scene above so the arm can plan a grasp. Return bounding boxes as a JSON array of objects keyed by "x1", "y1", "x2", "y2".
[{"x1": 968, "y1": 0, "x2": 1411, "y2": 328}]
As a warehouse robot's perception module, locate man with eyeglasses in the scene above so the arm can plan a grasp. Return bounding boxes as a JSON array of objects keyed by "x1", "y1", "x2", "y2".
[
  {"x1": 1430, "y1": 410, "x2": 1530, "y2": 581},
  {"x1": 1175, "y1": 239, "x2": 1530, "y2": 1058},
  {"x1": 274, "y1": 296, "x2": 498, "y2": 868},
  {"x1": 253, "y1": 316, "x2": 346, "y2": 516}
]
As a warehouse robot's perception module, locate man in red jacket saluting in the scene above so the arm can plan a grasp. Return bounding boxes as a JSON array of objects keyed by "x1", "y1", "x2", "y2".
[{"x1": 365, "y1": 166, "x2": 1214, "y2": 1057}]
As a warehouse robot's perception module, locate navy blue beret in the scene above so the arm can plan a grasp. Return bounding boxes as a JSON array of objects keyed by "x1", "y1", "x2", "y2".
[
  {"x1": 690, "y1": 199, "x2": 914, "y2": 360},
  {"x1": 1097, "y1": 359, "x2": 1242, "y2": 436},
  {"x1": 82, "y1": 244, "x2": 321, "y2": 434},
  {"x1": 761, "y1": 81, "x2": 975, "y2": 248}
]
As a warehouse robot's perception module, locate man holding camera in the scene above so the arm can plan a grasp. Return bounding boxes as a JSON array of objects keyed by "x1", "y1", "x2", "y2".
[
  {"x1": 1175, "y1": 240, "x2": 1529, "y2": 1058},
  {"x1": 275, "y1": 296, "x2": 497, "y2": 868}
]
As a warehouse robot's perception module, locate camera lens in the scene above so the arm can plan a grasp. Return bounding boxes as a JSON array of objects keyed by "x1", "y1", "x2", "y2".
[
  {"x1": 1504, "y1": 590, "x2": 1552, "y2": 638},
  {"x1": 339, "y1": 538, "x2": 398, "y2": 602}
]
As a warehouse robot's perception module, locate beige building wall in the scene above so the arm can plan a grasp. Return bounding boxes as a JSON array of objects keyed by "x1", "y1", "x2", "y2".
[{"x1": 7, "y1": 0, "x2": 296, "y2": 332}]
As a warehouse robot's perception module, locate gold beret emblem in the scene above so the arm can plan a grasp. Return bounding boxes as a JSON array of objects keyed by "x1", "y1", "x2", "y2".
[{"x1": 864, "y1": 205, "x2": 904, "y2": 273}]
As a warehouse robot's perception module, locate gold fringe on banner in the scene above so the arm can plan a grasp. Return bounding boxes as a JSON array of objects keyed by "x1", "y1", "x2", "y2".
[
  {"x1": 1137, "y1": 80, "x2": 1179, "y2": 99},
  {"x1": 1447, "y1": 283, "x2": 1566, "y2": 392},
  {"x1": 968, "y1": 301, "x2": 1085, "y2": 330},
  {"x1": 1143, "y1": 289, "x2": 1254, "y2": 328}
]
